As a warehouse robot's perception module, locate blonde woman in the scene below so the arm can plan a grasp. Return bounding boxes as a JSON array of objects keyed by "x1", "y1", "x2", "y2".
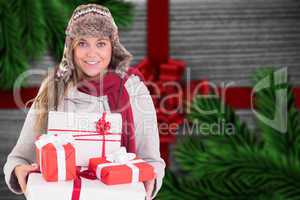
[{"x1": 3, "y1": 4, "x2": 165, "y2": 200}]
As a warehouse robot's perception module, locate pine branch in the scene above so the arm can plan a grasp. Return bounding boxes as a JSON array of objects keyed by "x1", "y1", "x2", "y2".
[
  {"x1": 157, "y1": 170, "x2": 209, "y2": 200},
  {"x1": 253, "y1": 69, "x2": 300, "y2": 166},
  {"x1": 172, "y1": 136, "x2": 206, "y2": 172},
  {"x1": 9, "y1": 0, "x2": 47, "y2": 59},
  {"x1": 100, "y1": 0, "x2": 135, "y2": 28},
  {"x1": 158, "y1": 170, "x2": 287, "y2": 200},
  {"x1": 42, "y1": 0, "x2": 68, "y2": 61},
  {"x1": 169, "y1": 71, "x2": 300, "y2": 199},
  {"x1": 173, "y1": 141, "x2": 300, "y2": 199},
  {"x1": 187, "y1": 95, "x2": 262, "y2": 152},
  {"x1": 0, "y1": 1, "x2": 28, "y2": 89}
]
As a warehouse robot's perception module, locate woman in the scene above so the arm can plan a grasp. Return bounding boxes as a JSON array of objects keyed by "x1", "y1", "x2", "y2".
[{"x1": 3, "y1": 4, "x2": 165, "y2": 200}]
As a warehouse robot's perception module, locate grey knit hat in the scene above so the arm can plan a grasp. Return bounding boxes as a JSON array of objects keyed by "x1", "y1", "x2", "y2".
[{"x1": 56, "y1": 4, "x2": 132, "y2": 81}]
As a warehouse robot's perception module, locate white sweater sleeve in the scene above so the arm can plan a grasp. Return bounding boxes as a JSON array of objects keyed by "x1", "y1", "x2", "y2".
[
  {"x1": 2, "y1": 78, "x2": 49, "y2": 194},
  {"x1": 3, "y1": 105, "x2": 38, "y2": 194},
  {"x1": 125, "y1": 75, "x2": 166, "y2": 199}
]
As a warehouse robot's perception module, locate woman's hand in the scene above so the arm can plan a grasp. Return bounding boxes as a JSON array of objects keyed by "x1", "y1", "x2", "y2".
[
  {"x1": 143, "y1": 173, "x2": 157, "y2": 200},
  {"x1": 14, "y1": 163, "x2": 39, "y2": 193}
]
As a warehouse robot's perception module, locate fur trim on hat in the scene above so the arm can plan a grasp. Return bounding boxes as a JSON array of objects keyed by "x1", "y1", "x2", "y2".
[{"x1": 56, "y1": 4, "x2": 132, "y2": 82}]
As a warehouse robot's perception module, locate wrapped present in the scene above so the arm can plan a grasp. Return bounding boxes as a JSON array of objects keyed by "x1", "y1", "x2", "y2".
[
  {"x1": 25, "y1": 168, "x2": 146, "y2": 200},
  {"x1": 89, "y1": 147, "x2": 155, "y2": 185},
  {"x1": 47, "y1": 111, "x2": 122, "y2": 166},
  {"x1": 35, "y1": 135, "x2": 76, "y2": 182}
]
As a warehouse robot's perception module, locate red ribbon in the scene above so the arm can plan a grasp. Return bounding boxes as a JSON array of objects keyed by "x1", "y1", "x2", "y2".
[
  {"x1": 47, "y1": 129, "x2": 119, "y2": 135},
  {"x1": 157, "y1": 109, "x2": 184, "y2": 125},
  {"x1": 29, "y1": 168, "x2": 96, "y2": 200},
  {"x1": 159, "y1": 59, "x2": 186, "y2": 81},
  {"x1": 96, "y1": 112, "x2": 111, "y2": 159},
  {"x1": 67, "y1": 112, "x2": 113, "y2": 200},
  {"x1": 71, "y1": 167, "x2": 97, "y2": 200}
]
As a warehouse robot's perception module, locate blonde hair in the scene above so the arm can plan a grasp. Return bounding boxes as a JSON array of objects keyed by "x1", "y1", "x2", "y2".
[{"x1": 32, "y1": 38, "x2": 84, "y2": 133}]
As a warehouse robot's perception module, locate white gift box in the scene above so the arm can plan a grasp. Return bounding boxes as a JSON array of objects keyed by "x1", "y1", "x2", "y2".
[
  {"x1": 47, "y1": 111, "x2": 122, "y2": 166},
  {"x1": 25, "y1": 172, "x2": 146, "y2": 200}
]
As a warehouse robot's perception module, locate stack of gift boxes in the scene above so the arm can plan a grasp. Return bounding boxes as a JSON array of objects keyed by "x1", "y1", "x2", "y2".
[{"x1": 26, "y1": 111, "x2": 155, "y2": 200}]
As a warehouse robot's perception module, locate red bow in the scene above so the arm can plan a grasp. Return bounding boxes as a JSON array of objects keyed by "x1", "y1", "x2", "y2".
[
  {"x1": 96, "y1": 112, "x2": 111, "y2": 134},
  {"x1": 96, "y1": 112, "x2": 111, "y2": 159}
]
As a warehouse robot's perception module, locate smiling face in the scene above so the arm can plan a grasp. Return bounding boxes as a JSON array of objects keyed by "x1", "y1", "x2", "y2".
[{"x1": 73, "y1": 36, "x2": 112, "y2": 79}]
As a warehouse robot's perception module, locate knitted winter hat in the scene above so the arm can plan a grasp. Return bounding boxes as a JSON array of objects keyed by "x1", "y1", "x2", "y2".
[{"x1": 56, "y1": 4, "x2": 132, "y2": 81}]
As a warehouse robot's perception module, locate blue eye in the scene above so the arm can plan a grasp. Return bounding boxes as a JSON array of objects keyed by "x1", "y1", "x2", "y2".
[
  {"x1": 97, "y1": 42, "x2": 106, "y2": 48},
  {"x1": 78, "y1": 41, "x2": 87, "y2": 47}
]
